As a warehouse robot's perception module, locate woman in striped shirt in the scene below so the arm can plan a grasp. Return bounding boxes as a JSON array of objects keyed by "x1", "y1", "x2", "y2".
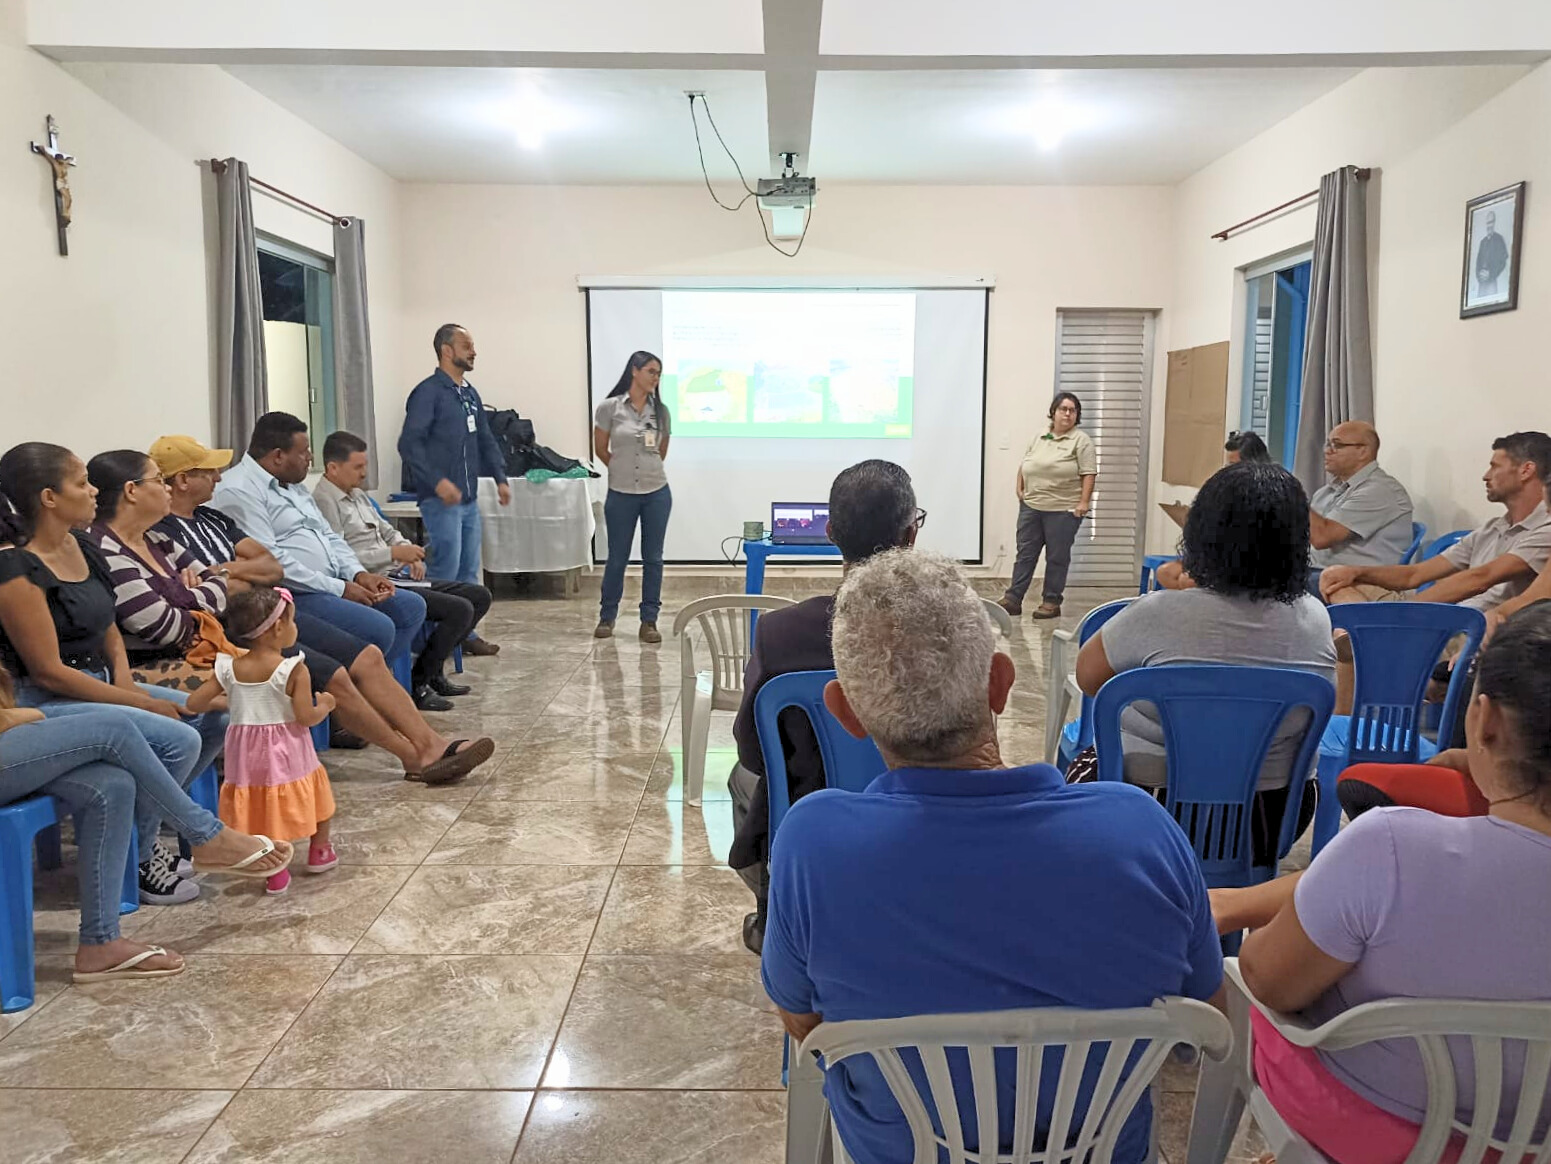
[{"x1": 85, "y1": 450, "x2": 231, "y2": 691}]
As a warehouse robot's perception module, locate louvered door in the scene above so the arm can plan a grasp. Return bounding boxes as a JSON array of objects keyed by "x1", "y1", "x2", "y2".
[{"x1": 1055, "y1": 310, "x2": 1154, "y2": 587}]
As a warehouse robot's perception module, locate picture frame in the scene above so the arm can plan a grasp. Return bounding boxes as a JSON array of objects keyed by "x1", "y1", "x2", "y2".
[{"x1": 1460, "y1": 181, "x2": 1526, "y2": 319}]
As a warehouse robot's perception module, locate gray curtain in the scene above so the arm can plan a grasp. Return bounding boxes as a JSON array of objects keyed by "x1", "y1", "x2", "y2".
[
  {"x1": 1293, "y1": 165, "x2": 1374, "y2": 491},
  {"x1": 214, "y1": 158, "x2": 268, "y2": 450},
  {"x1": 332, "y1": 217, "x2": 379, "y2": 489}
]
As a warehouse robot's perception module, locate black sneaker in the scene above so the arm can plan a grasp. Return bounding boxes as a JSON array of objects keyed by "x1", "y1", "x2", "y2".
[
  {"x1": 139, "y1": 847, "x2": 200, "y2": 905},
  {"x1": 153, "y1": 838, "x2": 192, "y2": 879},
  {"x1": 413, "y1": 684, "x2": 455, "y2": 712}
]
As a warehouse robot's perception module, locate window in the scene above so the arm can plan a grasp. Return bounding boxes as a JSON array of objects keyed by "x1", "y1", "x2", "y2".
[
  {"x1": 258, "y1": 236, "x2": 336, "y2": 458},
  {"x1": 1240, "y1": 256, "x2": 1312, "y2": 466}
]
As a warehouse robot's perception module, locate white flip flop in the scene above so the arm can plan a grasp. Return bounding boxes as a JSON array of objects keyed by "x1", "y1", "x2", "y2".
[
  {"x1": 72, "y1": 946, "x2": 185, "y2": 984},
  {"x1": 192, "y1": 834, "x2": 293, "y2": 880}
]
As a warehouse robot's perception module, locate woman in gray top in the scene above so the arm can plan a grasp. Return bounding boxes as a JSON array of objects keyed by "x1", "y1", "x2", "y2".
[
  {"x1": 1075, "y1": 461, "x2": 1337, "y2": 863},
  {"x1": 593, "y1": 351, "x2": 672, "y2": 642}
]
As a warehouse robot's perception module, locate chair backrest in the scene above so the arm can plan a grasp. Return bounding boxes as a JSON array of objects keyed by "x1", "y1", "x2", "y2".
[
  {"x1": 1402, "y1": 521, "x2": 1429, "y2": 565},
  {"x1": 1328, "y1": 602, "x2": 1486, "y2": 765},
  {"x1": 1228, "y1": 960, "x2": 1551, "y2": 1164},
  {"x1": 1069, "y1": 598, "x2": 1140, "y2": 753},
  {"x1": 755, "y1": 668, "x2": 887, "y2": 839},
  {"x1": 1092, "y1": 665, "x2": 1334, "y2": 882},
  {"x1": 803, "y1": 999, "x2": 1232, "y2": 1164},
  {"x1": 1422, "y1": 528, "x2": 1473, "y2": 561},
  {"x1": 982, "y1": 597, "x2": 1013, "y2": 638},
  {"x1": 671, "y1": 594, "x2": 796, "y2": 700}
]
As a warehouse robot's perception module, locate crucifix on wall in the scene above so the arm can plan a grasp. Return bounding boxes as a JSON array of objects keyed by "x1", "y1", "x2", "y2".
[{"x1": 30, "y1": 115, "x2": 76, "y2": 256}]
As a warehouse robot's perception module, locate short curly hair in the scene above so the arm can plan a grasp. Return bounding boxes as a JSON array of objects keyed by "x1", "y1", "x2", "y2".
[{"x1": 1179, "y1": 461, "x2": 1310, "y2": 604}]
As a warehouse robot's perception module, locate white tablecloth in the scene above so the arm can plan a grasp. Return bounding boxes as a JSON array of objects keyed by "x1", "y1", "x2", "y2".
[{"x1": 380, "y1": 477, "x2": 603, "y2": 574}]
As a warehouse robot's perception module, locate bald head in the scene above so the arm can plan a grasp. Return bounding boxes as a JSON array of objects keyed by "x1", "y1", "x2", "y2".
[{"x1": 1325, "y1": 421, "x2": 1380, "y2": 480}]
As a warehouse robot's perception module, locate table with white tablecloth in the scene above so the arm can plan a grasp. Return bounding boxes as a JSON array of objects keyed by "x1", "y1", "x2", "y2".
[{"x1": 379, "y1": 477, "x2": 605, "y2": 580}]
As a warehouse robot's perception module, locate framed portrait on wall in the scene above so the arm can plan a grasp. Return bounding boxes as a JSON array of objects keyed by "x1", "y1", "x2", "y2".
[{"x1": 1460, "y1": 182, "x2": 1526, "y2": 319}]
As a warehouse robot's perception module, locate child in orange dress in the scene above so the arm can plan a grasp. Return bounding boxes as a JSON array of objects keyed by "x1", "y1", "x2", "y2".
[{"x1": 185, "y1": 586, "x2": 336, "y2": 895}]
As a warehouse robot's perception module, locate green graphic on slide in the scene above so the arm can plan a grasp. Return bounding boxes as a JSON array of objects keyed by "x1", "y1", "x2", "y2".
[{"x1": 661, "y1": 363, "x2": 913, "y2": 439}]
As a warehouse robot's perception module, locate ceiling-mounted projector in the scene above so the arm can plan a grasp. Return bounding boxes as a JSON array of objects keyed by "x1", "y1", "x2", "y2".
[{"x1": 757, "y1": 176, "x2": 816, "y2": 240}]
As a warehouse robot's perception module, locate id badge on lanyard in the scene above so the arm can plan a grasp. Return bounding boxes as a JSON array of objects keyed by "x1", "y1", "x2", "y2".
[{"x1": 643, "y1": 429, "x2": 658, "y2": 450}]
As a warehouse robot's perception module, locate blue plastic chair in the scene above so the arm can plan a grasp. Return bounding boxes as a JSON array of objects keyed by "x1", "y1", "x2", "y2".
[
  {"x1": 312, "y1": 720, "x2": 331, "y2": 754},
  {"x1": 1092, "y1": 665, "x2": 1334, "y2": 891},
  {"x1": 1400, "y1": 522, "x2": 1428, "y2": 565},
  {"x1": 754, "y1": 670, "x2": 887, "y2": 843},
  {"x1": 1139, "y1": 554, "x2": 1178, "y2": 594},
  {"x1": 2, "y1": 797, "x2": 141, "y2": 1012},
  {"x1": 1315, "y1": 603, "x2": 1486, "y2": 854},
  {"x1": 1415, "y1": 529, "x2": 1472, "y2": 592},
  {"x1": 1057, "y1": 598, "x2": 1136, "y2": 771}
]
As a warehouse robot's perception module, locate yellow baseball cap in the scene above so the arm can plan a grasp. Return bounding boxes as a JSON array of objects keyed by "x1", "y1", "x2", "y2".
[{"x1": 149, "y1": 435, "x2": 233, "y2": 477}]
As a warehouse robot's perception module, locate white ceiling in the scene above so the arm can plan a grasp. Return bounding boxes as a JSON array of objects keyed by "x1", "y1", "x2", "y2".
[{"x1": 227, "y1": 64, "x2": 1359, "y2": 185}]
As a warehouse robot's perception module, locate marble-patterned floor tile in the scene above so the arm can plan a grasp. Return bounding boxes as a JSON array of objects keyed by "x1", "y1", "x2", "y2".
[
  {"x1": 0, "y1": 956, "x2": 73, "y2": 1039},
  {"x1": 323, "y1": 791, "x2": 464, "y2": 864},
  {"x1": 591, "y1": 866, "x2": 754, "y2": 956},
  {"x1": 546, "y1": 955, "x2": 782, "y2": 1089},
  {"x1": 185, "y1": 1089, "x2": 532, "y2": 1164},
  {"x1": 621, "y1": 800, "x2": 736, "y2": 866},
  {"x1": 544, "y1": 680, "x2": 678, "y2": 719},
  {"x1": 251, "y1": 954, "x2": 579, "y2": 1090},
  {"x1": 0, "y1": 1089, "x2": 233, "y2": 1164},
  {"x1": 427, "y1": 800, "x2": 634, "y2": 865},
  {"x1": 319, "y1": 753, "x2": 488, "y2": 802},
  {"x1": 995, "y1": 718, "x2": 1053, "y2": 767},
  {"x1": 514, "y1": 1090, "x2": 784, "y2": 1164},
  {"x1": 665, "y1": 710, "x2": 739, "y2": 753},
  {"x1": 0, "y1": 955, "x2": 340, "y2": 1089},
  {"x1": 134, "y1": 866, "x2": 411, "y2": 955},
  {"x1": 1154, "y1": 1093, "x2": 1267, "y2": 1164},
  {"x1": 357, "y1": 865, "x2": 612, "y2": 954},
  {"x1": 478, "y1": 750, "x2": 656, "y2": 801},
  {"x1": 646, "y1": 749, "x2": 738, "y2": 801},
  {"x1": 523, "y1": 711, "x2": 672, "y2": 754}
]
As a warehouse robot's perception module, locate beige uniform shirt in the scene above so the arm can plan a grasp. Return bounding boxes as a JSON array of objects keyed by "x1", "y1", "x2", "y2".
[{"x1": 1019, "y1": 428, "x2": 1096, "y2": 511}]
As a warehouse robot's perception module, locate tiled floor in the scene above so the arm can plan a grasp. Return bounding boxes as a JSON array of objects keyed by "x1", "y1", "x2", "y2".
[{"x1": 2, "y1": 575, "x2": 1265, "y2": 1163}]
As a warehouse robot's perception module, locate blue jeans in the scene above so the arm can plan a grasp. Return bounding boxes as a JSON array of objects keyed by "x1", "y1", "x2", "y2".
[
  {"x1": 15, "y1": 678, "x2": 227, "y2": 865},
  {"x1": 292, "y1": 588, "x2": 427, "y2": 669},
  {"x1": 601, "y1": 486, "x2": 672, "y2": 624},
  {"x1": 418, "y1": 497, "x2": 483, "y2": 585},
  {"x1": 0, "y1": 711, "x2": 223, "y2": 943}
]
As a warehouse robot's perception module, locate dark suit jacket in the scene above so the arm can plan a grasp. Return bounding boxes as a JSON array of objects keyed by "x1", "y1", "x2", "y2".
[{"x1": 728, "y1": 594, "x2": 836, "y2": 872}]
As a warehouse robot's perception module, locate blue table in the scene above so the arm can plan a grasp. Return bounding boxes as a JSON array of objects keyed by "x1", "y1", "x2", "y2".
[{"x1": 743, "y1": 538, "x2": 842, "y2": 594}]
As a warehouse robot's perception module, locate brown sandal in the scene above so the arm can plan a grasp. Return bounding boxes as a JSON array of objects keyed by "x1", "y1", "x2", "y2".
[
  {"x1": 406, "y1": 738, "x2": 496, "y2": 786},
  {"x1": 1029, "y1": 603, "x2": 1062, "y2": 620}
]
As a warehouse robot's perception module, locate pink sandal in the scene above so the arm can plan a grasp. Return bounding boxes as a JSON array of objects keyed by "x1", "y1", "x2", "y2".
[{"x1": 307, "y1": 843, "x2": 339, "y2": 874}]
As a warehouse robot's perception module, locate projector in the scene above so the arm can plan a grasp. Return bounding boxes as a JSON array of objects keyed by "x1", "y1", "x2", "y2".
[{"x1": 756, "y1": 176, "x2": 817, "y2": 209}]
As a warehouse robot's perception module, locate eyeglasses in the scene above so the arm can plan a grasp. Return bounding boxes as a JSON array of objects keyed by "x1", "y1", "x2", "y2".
[
  {"x1": 914, "y1": 508, "x2": 928, "y2": 530},
  {"x1": 1324, "y1": 439, "x2": 1366, "y2": 452},
  {"x1": 133, "y1": 474, "x2": 167, "y2": 488}
]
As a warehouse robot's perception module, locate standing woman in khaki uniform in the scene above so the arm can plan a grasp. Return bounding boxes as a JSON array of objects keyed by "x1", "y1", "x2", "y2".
[{"x1": 999, "y1": 392, "x2": 1096, "y2": 619}]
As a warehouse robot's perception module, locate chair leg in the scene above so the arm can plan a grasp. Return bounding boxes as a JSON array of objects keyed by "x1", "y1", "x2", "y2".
[
  {"x1": 120, "y1": 823, "x2": 140, "y2": 916},
  {"x1": 1311, "y1": 755, "x2": 1342, "y2": 856},
  {"x1": 685, "y1": 685, "x2": 713, "y2": 806},
  {"x1": 786, "y1": 1033, "x2": 831, "y2": 1164},
  {"x1": 189, "y1": 765, "x2": 220, "y2": 816},
  {"x1": 0, "y1": 818, "x2": 40, "y2": 1013},
  {"x1": 34, "y1": 824, "x2": 63, "y2": 872},
  {"x1": 1185, "y1": 976, "x2": 1251, "y2": 1164}
]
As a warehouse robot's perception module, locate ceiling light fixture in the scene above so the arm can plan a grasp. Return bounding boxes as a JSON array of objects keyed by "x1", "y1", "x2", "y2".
[
  {"x1": 1026, "y1": 97, "x2": 1075, "y2": 151},
  {"x1": 506, "y1": 92, "x2": 576, "y2": 151}
]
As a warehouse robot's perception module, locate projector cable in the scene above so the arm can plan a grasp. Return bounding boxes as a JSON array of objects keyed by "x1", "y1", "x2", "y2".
[{"x1": 688, "y1": 94, "x2": 814, "y2": 259}]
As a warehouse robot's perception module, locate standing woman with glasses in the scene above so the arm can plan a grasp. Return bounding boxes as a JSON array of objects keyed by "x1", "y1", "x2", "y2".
[
  {"x1": 999, "y1": 392, "x2": 1097, "y2": 620},
  {"x1": 593, "y1": 351, "x2": 672, "y2": 643}
]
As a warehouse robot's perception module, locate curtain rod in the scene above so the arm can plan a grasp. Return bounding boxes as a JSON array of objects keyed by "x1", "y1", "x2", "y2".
[
  {"x1": 1212, "y1": 167, "x2": 1370, "y2": 242},
  {"x1": 207, "y1": 158, "x2": 347, "y2": 226}
]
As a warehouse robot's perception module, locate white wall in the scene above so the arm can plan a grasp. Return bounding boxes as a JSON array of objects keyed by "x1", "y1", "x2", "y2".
[
  {"x1": 0, "y1": 0, "x2": 402, "y2": 476},
  {"x1": 1159, "y1": 63, "x2": 1539, "y2": 551},
  {"x1": 397, "y1": 183, "x2": 1176, "y2": 569}
]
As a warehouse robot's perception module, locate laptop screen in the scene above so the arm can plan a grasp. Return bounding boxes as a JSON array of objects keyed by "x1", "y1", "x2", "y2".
[{"x1": 770, "y1": 503, "x2": 830, "y2": 542}]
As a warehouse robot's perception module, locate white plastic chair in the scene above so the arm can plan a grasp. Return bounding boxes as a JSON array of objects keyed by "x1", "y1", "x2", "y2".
[
  {"x1": 671, "y1": 594, "x2": 796, "y2": 804},
  {"x1": 798, "y1": 999, "x2": 1232, "y2": 1164},
  {"x1": 1044, "y1": 597, "x2": 1138, "y2": 764},
  {"x1": 1188, "y1": 959, "x2": 1551, "y2": 1164},
  {"x1": 982, "y1": 598, "x2": 1014, "y2": 638}
]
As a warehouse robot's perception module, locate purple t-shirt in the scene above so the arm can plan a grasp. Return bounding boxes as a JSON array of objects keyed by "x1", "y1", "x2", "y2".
[{"x1": 1295, "y1": 807, "x2": 1551, "y2": 1126}]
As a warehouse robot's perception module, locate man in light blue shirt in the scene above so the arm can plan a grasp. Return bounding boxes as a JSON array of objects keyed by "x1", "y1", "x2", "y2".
[{"x1": 213, "y1": 412, "x2": 427, "y2": 672}]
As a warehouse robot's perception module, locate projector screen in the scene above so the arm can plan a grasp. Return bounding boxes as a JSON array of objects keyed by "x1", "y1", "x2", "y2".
[{"x1": 586, "y1": 287, "x2": 987, "y2": 562}]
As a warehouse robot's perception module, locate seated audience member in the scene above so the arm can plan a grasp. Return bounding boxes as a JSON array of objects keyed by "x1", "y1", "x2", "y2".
[
  {"x1": 0, "y1": 442, "x2": 249, "y2": 904},
  {"x1": 1319, "y1": 431, "x2": 1551, "y2": 611},
  {"x1": 1155, "y1": 430, "x2": 1274, "y2": 590},
  {"x1": 1484, "y1": 555, "x2": 1551, "y2": 639},
  {"x1": 1210, "y1": 603, "x2": 1551, "y2": 1164},
  {"x1": 728, "y1": 459, "x2": 922, "y2": 953},
  {"x1": 762, "y1": 550, "x2": 1224, "y2": 1164},
  {"x1": 85, "y1": 449, "x2": 233, "y2": 690},
  {"x1": 214, "y1": 412, "x2": 428, "y2": 678},
  {"x1": 1076, "y1": 461, "x2": 1336, "y2": 863},
  {"x1": 1308, "y1": 423, "x2": 1414, "y2": 598},
  {"x1": 313, "y1": 430, "x2": 492, "y2": 709},
  {"x1": 151, "y1": 433, "x2": 493, "y2": 784}
]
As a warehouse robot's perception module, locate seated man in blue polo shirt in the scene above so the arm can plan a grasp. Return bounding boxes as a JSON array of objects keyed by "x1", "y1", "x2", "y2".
[{"x1": 762, "y1": 550, "x2": 1224, "y2": 1164}]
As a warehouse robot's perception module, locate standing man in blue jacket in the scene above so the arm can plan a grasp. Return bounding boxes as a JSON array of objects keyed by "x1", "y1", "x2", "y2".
[{"x1": 399, "y1": 323, "x2": 510, "y2": 655}]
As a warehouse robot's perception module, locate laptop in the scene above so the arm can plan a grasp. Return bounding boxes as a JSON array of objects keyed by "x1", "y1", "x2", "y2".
[{"x1": 769, "y1": 502, "x2": 831, "y2": 545}]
